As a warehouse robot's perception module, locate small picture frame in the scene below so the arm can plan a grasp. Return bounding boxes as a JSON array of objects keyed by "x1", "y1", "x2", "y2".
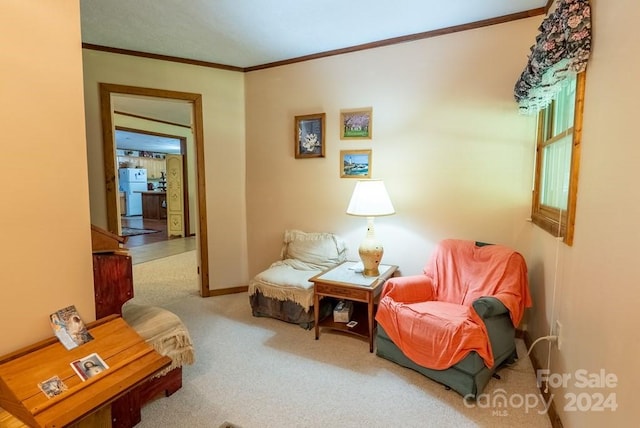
[
  {"x1": 38, "y1": 375, "x2": 68, "y2": 399},
  {"x1": 295, "y1": 113, "x2": 326, "y2": 158},
  {"x1": 70, "y1": 352, "x2": 109, "y2": 381},
  {"x1": 340, "y1": 108, "x2": 372, "y2": 140},
  {"x1": 340, "y1": 149, "x2": 371, "y2": 178}
]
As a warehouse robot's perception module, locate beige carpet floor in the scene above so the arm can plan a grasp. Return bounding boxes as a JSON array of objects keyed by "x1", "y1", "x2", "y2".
[
  {"x1": 130, "y1": 252, "x2": 553, "y2": 428},
  {"x1": 130, "y1": 250, "x2": 200, "y2": 306}
]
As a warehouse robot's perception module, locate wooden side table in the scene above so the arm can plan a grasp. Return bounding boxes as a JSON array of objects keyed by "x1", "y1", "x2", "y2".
[{"x1": 311, "y1": 261, "x2": 398, "y2": 352}]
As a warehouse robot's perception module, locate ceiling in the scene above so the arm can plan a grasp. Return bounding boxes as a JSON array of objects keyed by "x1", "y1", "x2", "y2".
[
  {"x1": 115, "y1": 129, "x2": 182, "y2": 155},
  {"x1": 80, "y1": 0, "x2": 546, "y2": 69},
  {"x1": 112, "y1": 95, "x2": 191, "y2": 154},
  {"x1": 85, "y1": 0, "x2": 546, "y2": 154}
]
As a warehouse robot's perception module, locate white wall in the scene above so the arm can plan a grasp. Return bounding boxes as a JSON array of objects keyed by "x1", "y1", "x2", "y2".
[
  {"x1": 245, "y1": 18, "x2": 539, "y2": 277},
  {"x1": 526, "y1": 0, "x2": 639, "y2": 426},
  {"x1": 0, "y1": 1, "x2": 95, "y2": 355},
  {"x1": 82, "y1": 51, "x2": 249, "y2": 289}
]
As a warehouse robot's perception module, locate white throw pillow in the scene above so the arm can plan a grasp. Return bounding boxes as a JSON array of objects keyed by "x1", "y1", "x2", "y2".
[{"x1": 282, "y1": 230, "x2": 347, "y2": 269}]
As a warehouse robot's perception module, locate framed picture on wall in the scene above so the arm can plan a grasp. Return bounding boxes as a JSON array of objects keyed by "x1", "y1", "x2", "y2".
[
  {"x1": 340, "y1": 149, "x2": 371, "y2": 178},
  {"x1": 340, "y1": 107, "x2": 372, "y2": 140},
  {"x1": 295, "y1": 113, "x2": 326, "y2": 158}
]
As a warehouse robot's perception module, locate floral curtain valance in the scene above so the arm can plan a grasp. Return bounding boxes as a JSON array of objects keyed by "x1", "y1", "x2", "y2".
[{"x1": 514, "y1": 0, "x2": 591, "y2": 115}]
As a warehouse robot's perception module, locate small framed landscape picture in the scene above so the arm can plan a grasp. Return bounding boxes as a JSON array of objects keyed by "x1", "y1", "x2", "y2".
[
  {"x1": 340, "y1": 107, "x2": 372, "y2": 140},
  {"x1": 295, "y1": 113, "x2": 326, "y2": 158},
  {"x1": 340, "y1": 149, "x2": 371, "y2": 178}
]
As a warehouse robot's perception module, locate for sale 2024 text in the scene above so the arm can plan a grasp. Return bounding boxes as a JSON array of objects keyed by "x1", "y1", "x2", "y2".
[{"x1": 537, "y1": 369, "x2": 618, "y2": 412}]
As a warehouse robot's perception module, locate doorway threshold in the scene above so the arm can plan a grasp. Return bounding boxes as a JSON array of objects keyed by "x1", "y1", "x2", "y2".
[{"x1": 128, "y1": 236, "x2": 197, "y2": 264}]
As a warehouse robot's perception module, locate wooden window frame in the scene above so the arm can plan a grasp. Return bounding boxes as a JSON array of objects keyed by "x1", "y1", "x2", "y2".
[{"x1": 531, "y1": 72, "x2": 586, "y2": 246}]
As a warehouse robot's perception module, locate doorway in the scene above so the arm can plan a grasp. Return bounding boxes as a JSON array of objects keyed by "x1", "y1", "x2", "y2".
[
  {"x1": 114, "y1": 126, "x2": 192, "y2": 245},
  {"x1": 99, "y1": 83, "x2": 210, "y2": 297}
]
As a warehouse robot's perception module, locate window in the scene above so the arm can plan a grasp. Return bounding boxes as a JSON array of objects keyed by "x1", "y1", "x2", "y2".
[{"x1": 531, "y1": 72, "x2": 586, "y2": 245}]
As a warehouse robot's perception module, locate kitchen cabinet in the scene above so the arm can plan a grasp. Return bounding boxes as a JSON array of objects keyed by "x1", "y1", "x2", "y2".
[
  {"x1": 141, "y1": 192, "x2": 167, "y2": 219},
  {"x1": 141, "y1": 158, "x2": 166, "y2": 179},
  {"x1": 117, "y1": 156, "x2": 166, "y2": 179}
]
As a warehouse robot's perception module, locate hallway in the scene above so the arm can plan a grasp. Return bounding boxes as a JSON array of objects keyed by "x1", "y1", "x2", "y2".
[
  {"x1": 121, "y1": 216, "x2": 168, "y2": 247},
  {"x1": 121, "y1": 216, "x2": 196, "y2": 264}
]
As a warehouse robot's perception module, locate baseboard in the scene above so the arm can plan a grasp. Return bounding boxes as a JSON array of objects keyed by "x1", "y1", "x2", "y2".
[
  {"x1": 521, "y1": 330, "x2": 564, "y2": 428},
  {"x1": 208, "y1": 286, "x2": 248, "y2": 296}
]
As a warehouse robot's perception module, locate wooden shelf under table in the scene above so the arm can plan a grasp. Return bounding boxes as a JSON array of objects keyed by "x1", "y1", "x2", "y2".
[
  {"x1": 316, "y1": 301, "x2": 370, "y2": 338},
  {"x1": 311, "y1": 262, "x2": 398, "y2": 353}
]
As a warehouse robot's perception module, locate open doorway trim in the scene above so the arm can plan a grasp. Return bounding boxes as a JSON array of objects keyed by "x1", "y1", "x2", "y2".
[{"x1": 99, "y1": 83, "x2": 210, "y2": 297}]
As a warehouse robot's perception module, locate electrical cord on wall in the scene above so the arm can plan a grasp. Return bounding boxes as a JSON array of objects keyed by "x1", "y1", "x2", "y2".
[
  {"x1": 526, "y1": 188, "x2": 565, "y2": 394},
  {"x1": 527, "y1": 334, "x2": 558, "y2": 394},
  {"x1": 527, "y1": 335, "x2": 558, "y2": 356}
]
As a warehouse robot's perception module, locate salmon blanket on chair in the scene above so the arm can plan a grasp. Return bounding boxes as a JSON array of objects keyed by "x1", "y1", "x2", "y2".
[{"x1": 375, "y1": 239, "x2": 531, "y2": 370}]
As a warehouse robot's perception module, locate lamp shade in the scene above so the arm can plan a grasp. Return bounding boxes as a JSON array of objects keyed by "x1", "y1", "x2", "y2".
[{"x1": 346, "y1": 180, "x2": 395, "y2": 217}]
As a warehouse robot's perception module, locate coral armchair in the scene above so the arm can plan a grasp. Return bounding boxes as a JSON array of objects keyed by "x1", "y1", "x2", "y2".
[{"x1": 375, "y1": 239, "x2": 531, "y2": 398}]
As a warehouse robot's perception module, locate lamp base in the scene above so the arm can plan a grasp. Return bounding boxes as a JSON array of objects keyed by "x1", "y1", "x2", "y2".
[
  {"x1": 358, "y1": 217, "x2": 383, "y2": 277},
  {"x1": 359, "y1": 245, "x2": 382, "y2": 277},
  {"x1": 361, "y1": 264, "x2": 380, "y2": 277}
]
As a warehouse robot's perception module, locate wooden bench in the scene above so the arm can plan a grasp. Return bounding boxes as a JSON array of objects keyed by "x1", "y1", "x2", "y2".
[{"x1": 0, "y1": 316, "x2": 171, "y2": 427}]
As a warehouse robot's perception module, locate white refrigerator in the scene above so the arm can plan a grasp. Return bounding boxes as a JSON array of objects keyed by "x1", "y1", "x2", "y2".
[{"x1": 119, "y1": 168, "x2": 147, "y2": 216}]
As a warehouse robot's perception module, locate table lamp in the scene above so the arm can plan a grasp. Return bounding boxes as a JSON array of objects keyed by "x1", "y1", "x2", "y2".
[{"x1": 346, "y1": 179, "x2": 395, "y2": 276}]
